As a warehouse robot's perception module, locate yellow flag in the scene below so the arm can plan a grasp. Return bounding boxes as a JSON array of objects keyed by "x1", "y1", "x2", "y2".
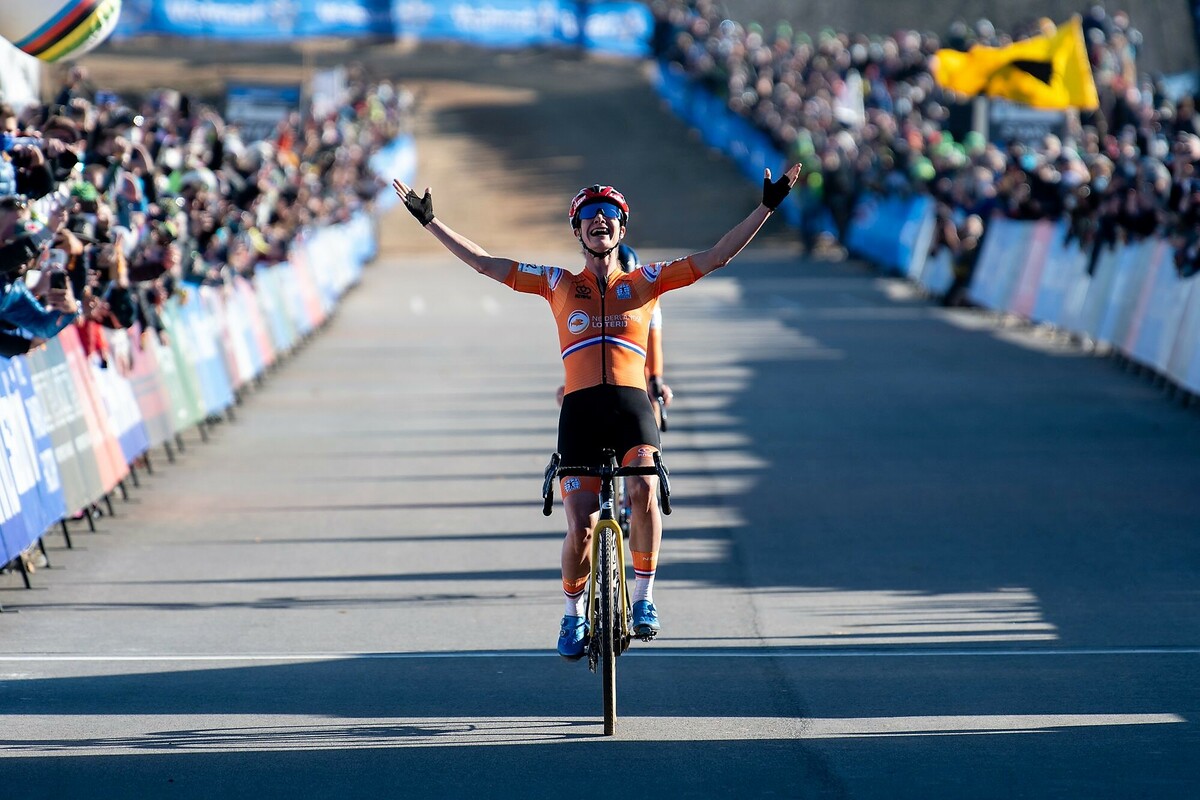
[{"x1": 932, "y1": 16, "x2": 1099, "y2": 111}]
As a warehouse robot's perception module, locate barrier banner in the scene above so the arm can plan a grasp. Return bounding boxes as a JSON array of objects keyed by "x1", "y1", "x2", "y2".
[
  {"x1": 1007, "y1": 220, "x2": 1055, "y2": 318},
  {"x1": 1153, "y1": 269, "x2": 1194, "y2": 375},
  {"x1": 0, "y1": 359, "x2": 45, "y2": 552},
  {"x1": 150, "y1": 330, "x2": 197, "y2": 435},
  {"x1": 115, "y1": 0, "x2": 652, "y2": 53},
  {"x1": 1166, "y1": 276, "x2": 1200, "y2": 389},
  {"x1": 115, "y1": 0, "x2": 395, "y2": 41},
  {"x1": 60, "y1": 327, "x2": 128, "y2": 492},
  {"x1": 1097, "y1": 238, "x2": 1155, "y2": 347},
  {"x1": 91, "y1": 364, "x2": 151, "y2": 466},
  {"x1": 1076, "y1": 246, "x2": 1121, "y2": 339},
  {"x1": 968, "y1": 217, "x2": 1027, "y2": 309},
  {"x1": 125, "y1": 328, "x2": 176, "y2": 448},
  {"x1": 160, "y1": 303, "x2": 209, "y2": 430},
  {"x1": 253, "y1": 267, "x2": 299, "y2": 354},
  {"x1": 289, "y1": 243, "x2": 330, "y2": 328},
  {"x1": 26, "y1": 343, "x2": 103, "y2": 515},
  {"x1": 1031, "y1": 223, "x2": 1087, "y2": 326},
  {"x1": 177, "y1": 292, "x2": 236, "y2": 416},
  {"x1": 652, "y1": 62, "x2": 802, "y2": 228},
  {"x1": 235, "y1": 275, "x2": 277, "y2": 373},
  {"x1": 11, "y1": 357, "x2": 66, "y2": 539},
  {"x1": 202, "y1": 285, "x2": 254, "y2": 390},
  {"x1": 581, "y1": 2, "x2": 653, "y2": 57},
  {"x1": 917, "y1": 248, "x2": 955, "y2": 295},
  {"x1": 1127, "y1": 245, "x2": 1180, "y2": 367},
  {"x1": 847, "y1": 193, "x2": 937, "y2": 277},
  {"x1": 394, "y1": 0, "x2": 570, "y2": 47}
]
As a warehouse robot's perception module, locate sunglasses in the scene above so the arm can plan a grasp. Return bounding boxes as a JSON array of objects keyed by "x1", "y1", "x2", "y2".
[{"x1": 578, "y1": 203, "x2": 623, "y2": 221}]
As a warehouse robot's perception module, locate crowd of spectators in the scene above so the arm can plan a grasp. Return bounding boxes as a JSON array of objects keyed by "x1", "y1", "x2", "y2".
[
  {"x1": 649, "y1": 1, "x2": 1200, "y2": 301},
  {"x1": 0, "y1": 63, "x2": 412, "y2": 362}
]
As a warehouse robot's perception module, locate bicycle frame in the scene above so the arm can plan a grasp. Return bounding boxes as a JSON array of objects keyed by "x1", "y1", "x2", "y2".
[{"x1": 586, "y1": 482, "x2": 631, "y2": 663}]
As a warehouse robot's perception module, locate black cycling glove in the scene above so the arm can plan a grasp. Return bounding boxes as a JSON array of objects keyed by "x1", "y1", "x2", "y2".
[
  {"x1": 762, "y1": 172, "x2": 793, "y2": 210},
  {"x1": 403, "y1": 188, "x2": 435, "y2": 226}
]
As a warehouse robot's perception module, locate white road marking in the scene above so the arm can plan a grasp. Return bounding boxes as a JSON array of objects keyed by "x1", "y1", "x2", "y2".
[{"x1": 1, "y1": 646, "x2": 1199, "y2": 663}]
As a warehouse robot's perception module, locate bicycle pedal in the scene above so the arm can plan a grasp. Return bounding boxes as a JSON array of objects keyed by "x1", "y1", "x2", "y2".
[{"x1": 635, "y1": 630, "x2": 658, "y2": 642}]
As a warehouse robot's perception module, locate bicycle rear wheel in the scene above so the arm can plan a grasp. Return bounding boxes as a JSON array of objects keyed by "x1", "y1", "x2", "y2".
[{"x1": 599, "y1": 525, "x2": 619, "y2": 735}]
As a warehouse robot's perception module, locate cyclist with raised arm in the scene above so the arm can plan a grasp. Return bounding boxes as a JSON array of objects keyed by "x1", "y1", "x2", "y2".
[
  {"x1": 556, "y1": 243, "x2": 673, "y2": 420},
  {"x1": 393, "y1": 165, "x2": 801, "y2": 659}
]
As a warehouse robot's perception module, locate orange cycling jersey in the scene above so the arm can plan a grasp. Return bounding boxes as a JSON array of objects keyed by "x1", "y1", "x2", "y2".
[{"x1": 504, "y1": 256, "x2": 701, "y2": 395}]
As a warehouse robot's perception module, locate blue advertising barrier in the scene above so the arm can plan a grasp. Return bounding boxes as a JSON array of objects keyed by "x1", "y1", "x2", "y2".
[
  {"x1": 846, "y1": 193, "x2": 937, "y2": 277},
  {"x1": 0, "y1": 360, "x2": 43, "y2": 556},
  {"x1": 651, "y1": 62, "x2": 802, "y2": 228},
  {"x1": 114, "y1": 0, "x2": 652, "y2": 54}
]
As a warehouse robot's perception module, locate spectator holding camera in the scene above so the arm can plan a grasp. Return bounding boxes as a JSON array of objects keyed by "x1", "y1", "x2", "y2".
[{"x1": 0, "y1": 198, "x2": 82, "y2": 355}]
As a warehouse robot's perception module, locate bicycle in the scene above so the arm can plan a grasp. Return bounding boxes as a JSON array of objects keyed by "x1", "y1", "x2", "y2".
[{"x1": 541, "y1": 447, "x2": 671, "y2": 736}]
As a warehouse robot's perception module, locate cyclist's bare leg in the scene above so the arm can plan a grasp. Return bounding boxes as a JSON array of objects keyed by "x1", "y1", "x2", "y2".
[
  {"x1": 623, "y1": 447, "x2": 662, "y2": 633},
  {"x1": 622, "y1": 447, "x2": 662, "y2": 556},
  {"x1": 562, "y1": 490, "x2": 600, "y2": 587}
]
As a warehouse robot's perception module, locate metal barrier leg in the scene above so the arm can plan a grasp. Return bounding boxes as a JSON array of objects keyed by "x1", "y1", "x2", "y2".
[
  {"x1": 60, "y1": 520, "x2": 73, "y2": 549},
  {"x1": 85, "y1": 507, "x2": 96, "y2": 532},
  {"x1": 164, "y1": 442, "x2": 175, "y2": 463},
  {"x1": 198, "y1": 423, "x2": 209, "y2": 443},
  {"x1": 119, "y1": 480, "x2": 129, "y2": 501},
  {"x1": 104, "y1": 494, "x2": 115, "y2": 517},
  {"x1": 14, "y1": 554, "x2": 32, "y2": 589},
  {"x1": 37, "y1": 539, "x2": 51, "y2": 569},
  {"x1": 142, "y1": 452, "x2": 155, "y2": 475},
  {"x1": 175, "y1": 433, "x2": 186, "y2": 452},
  {"x1": 129, "y1": 464, "x2": 141, "y2": 487}
]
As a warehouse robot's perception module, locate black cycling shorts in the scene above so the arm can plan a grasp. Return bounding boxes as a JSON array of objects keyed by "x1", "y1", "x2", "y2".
[{"x1": 558, "y1": 384, "x2": 660, "y2": 472}]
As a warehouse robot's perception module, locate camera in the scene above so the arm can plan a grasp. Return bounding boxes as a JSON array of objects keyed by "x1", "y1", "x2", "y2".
[
  {"x1": 0, "y1": 133, "x2": 41, "y2": 153},
  {"x1": 49, "y1": 270, "x2": 68, "y2": 290},
  {"x1": 42, "y1": 248, "x2": 68, "y2": 271}
]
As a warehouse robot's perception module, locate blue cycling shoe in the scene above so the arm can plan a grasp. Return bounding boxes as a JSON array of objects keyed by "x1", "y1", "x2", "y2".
[
  {"x1": 557, "y1": 615, "x2": 587, "y2": 660},
  {"x1": 632, "y1": 600, "x2": 660, "y2": 639}
]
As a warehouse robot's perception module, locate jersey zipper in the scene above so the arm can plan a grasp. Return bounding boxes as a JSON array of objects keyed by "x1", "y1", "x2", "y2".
[{"x1": 597, "y1": 273, "x2": 609, "y2": 385}]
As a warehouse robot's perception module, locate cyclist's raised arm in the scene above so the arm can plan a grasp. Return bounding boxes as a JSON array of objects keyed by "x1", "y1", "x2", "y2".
[
  {"x1": 689, "y1": 163, "x2": 802, "y2": 276},
  {"x1": 393, "y1": 179, "x2": 514, "y2": 282}
]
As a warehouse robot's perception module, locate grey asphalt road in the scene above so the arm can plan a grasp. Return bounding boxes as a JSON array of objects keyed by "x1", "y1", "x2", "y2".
[{"x1": 2, "y1": 247, "x2": 1199, "y2": 798}]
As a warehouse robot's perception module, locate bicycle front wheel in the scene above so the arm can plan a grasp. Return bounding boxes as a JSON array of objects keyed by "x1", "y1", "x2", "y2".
[{"x1": 599, "y1": 524, "x2": 619, "y2": 735}]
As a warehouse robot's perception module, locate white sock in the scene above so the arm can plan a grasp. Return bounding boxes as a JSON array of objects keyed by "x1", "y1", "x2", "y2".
[
  {"x1": 564, "y1": 589, "x2": 586, "y2": 617},
  {"x1": 633, "y1": 575, "x2": 655, "y2": 605}
]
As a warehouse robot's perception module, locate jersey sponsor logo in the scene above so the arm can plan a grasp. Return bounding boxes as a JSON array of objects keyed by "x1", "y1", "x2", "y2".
[
  {"x1": 517, "y1": 263, "x2": 544, "y2": 275},
  {"x1": 563, "y1": 477, "x2": 581, "y2": 493},
  {"x1": 593, "y1": 314, "x2": 628, "y2": 329},
  {"x1": 636, "y1": 447, "x2": 655, "y2": 458},
  {"x1": 567, "y1": 310, "x2": 590, "y2": 334},
  {"x1": 643, "y1": 262, "x2": 662, "y2": 282},
  {"x1": 574, "y1": 282, "x2": 593, "y2": 299},
  {"x1": 616, "y1": 282, "x2": 632, "y2": 300}
]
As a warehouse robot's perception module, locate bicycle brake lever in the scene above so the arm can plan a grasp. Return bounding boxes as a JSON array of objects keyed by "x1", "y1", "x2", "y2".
[
  {"x1": 653, "y1": 452, "x2": 672, "y2": 515},
  {"x1": 541, "y1": 453, "x2": 560, "y2": 516}
]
